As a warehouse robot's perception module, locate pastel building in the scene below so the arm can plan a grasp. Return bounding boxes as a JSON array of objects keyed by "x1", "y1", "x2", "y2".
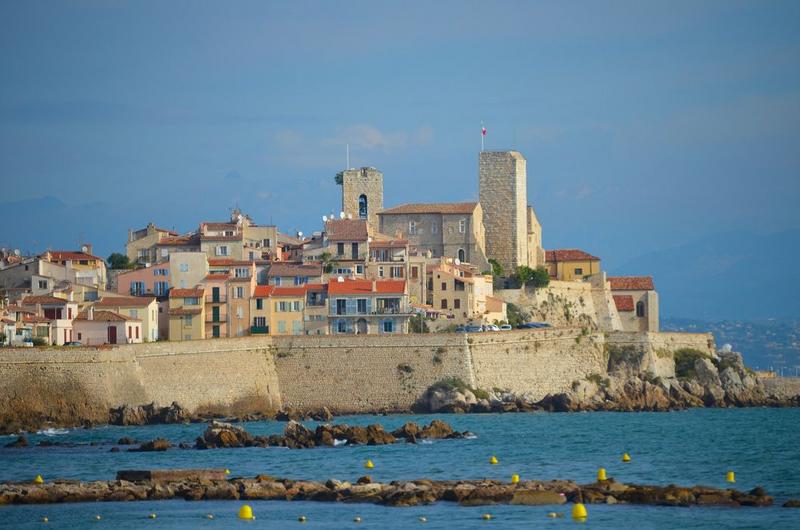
[
  {"x1": 20, "y1": 294, "x2": 79, "y2": 345},
  {"x1": 92, "y1": 296, "x2": 159, "y2": 342},
  {"x1": 609, "y1": 276, "x2": 659, "y2": 332},
  {"x1": 73, "y1": 307, "x2": 142, "y2": 345},
  {"x1": 545, "y1": 249, "x2": 601, "y2": 282},
  {"x1": 116, "y1": 263, "x2": 171, "y2": 298},
  {"x1": 126, "y1": 223, "x2": 178, "y2": 266},
  {"x1": 203, "y1": 273, "x2": 229, "y2": 339},
  {"x1": 250, "y1": 285, "x2": 306, "y2": 336},
  {"x1": 328, "y1": 278, "x2": 409, "y2": 334},
  {"x1": 168, "y1": 287, "x2": 206, "y2": 341}
]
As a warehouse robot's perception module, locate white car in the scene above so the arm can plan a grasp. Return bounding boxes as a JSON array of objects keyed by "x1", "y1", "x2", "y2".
[{"x1": 483, "y1": 324, "x2": 501, "y2": 332}]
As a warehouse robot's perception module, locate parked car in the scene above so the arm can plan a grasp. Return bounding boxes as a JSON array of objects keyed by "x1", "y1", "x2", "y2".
[
  {"x1": 454, "y1": 326, "x2": 466, "y2": 333},
  {"x1": 64, "y1": 341, "x2": 83, "y2": 347},
  {"x1": 518, "y1": 322, "x2": 551, "y2": 329},
  {"x1": 464, "y1": 325, "x2": 483, "y2": 333},
  {"x1": 483, "y1": 324, "x2": 501, "y2": 332},
  {"x1": 499, "y1": 324, "x2": 513, "y2": 331}
]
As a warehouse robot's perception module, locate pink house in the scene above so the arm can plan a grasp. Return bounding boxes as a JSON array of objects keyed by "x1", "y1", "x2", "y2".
[{"x1": 116, "y1": 264, "x2": 171, "y2": 298}]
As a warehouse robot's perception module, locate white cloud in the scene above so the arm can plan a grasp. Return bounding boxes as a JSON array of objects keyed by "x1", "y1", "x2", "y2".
[{"x1": 325, "y1": 124, "x2": 408, "y2": 152}]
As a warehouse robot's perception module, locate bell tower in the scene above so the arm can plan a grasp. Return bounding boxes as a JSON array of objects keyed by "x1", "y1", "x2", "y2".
[{"x1": 341, "y1": 167, "x2": 383, "y2": 228}]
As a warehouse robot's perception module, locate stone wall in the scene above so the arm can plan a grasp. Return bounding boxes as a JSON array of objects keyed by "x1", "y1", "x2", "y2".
[
  {"x1": 342, "y1": 167, "x2": 383, "y2": 228},
  {"x1": 762, "y1": 377, "x2": 800, "y2": 399},
  {"x1": 605, "y1": 331, "x2": 716, "y2": 378}
]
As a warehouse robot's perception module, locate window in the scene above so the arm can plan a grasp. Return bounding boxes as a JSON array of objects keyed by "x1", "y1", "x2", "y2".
[
  {"x1": 233, "y1": 287, "x2": 244, "y2": 299},
  {"x1": 38, "y1": 280, "x2": 48, "y2": 289},
  {"x1": 273, "y1": 277, "x2": 282, "y2": 286},
  {"x1": 130, "y1": 309, "x2": 138, "y2": 318},
  {"x1": 441, "y1": 299, "x2": 448, "y2": 309},
  {"x1": 383, "y1": 320, "x2": 394, "y2": 333},
  {"x1": 336, "y1": 299, "x2": 347, "y2": 315},
  {"x1": 154, "y1": 269, "x2": 168, "y2": 276},
  {"x1": 408, "y1": 221, "x2": 417, "y2": 235},
  {"x1": 135, "y1": 327, "x2": 139, "y2": 339},
  {"x1": 256, "y1": 298, "x2": 263, "y2": 310},
  {"x1": 294, "y1": 276, "x2": 308, "y2": 286},
  {"x1": 337, "y1": 242, "x2": 345, "y2": 256},
  {"x1": 351, "y1": 242, "x2": 359, "y2": 260},
  {"x1": 378, "y1": 266, "x2": 384, "y2": 278},
  {"x1": 574, "y1": 268, "x2": 583, "y2": 276},
  {"x1": 131, "y1": 281, "x2": 146, "y2": 296},
  {"x1": 212, "y1": 325, "x2": 220, "y2": 338},
  {"x1": 457, "y1": 248, "x2": 465, "y2": 262},
  {"x1": 411, "y1": 266, "x2": 418, "y2": 279},
  {"x1": 431, "y1": 223, "x2": 438, "y2": 234},
  {"x1": 390, "y1": 266, "x2": 403, "y2": 278},
  {"x1": 458, "y1": 219, "x2": 466, "y2": 233},
  {"x1": 441, "y1": 282, "x2": 447, "y2": 291},
  {"x1": 357, "y1": 299, "x2": 367, "y2": 314},
  {"x1": 263, "y1": 238, "x2": 271, "y2": 248},
  {"x1": 236, "y1": 307, "x2": 243, "y2": 318},
  {"x1": 183, "y1": 315, "x2": 192, "y2": 325},
  {"x1": 161, "y1": 248, "x2": 169, "y2": 258},
  {"x1": 77, "y1": 333, "x2": 82, "y2": 340},
  {"x1": 128, "y1": 326, "x2": 132, "y2": 339},
  {"x1": 217, "y1": 246, "x2": 229, "y2": 256},
  {"x1": 154, "y1": 281, "x2": 169, "y2": 297},
  {"x1": 358, "y1": 194, "x2": 368, "y2": 219},
  {"x1": 253, "y1": 316, "x2": 266, "y2": 327},
  {"x1": 185, "y1": 297, "x2": 199, "y2": 305},
  {"x1": 355, "y1": 265, "x2": 364, "y2": 275},
  {"x1": 292, "y1": 301, "x2": 302, "y2": 312},
  {"x1": 292, "y1": 320, "x2": 302, "y2": 335},
  {"x1": 337, "y1": 320, "x2": 347, "y2": 333},
  {"x1": 636, "y1": 301, "x2": 646, "y2": 317},
  {"x1": 278, "y1": 320, "x2": 286, "y2": 333},
  {"x1": 179, "y1": 263, "x2": 189, "y2": 272},
  {"x1": 235, "y1": 268, "x2": 249, "y2": 278},
  {"x1": 454, "y1": 299, "x2": 461, "y2": 309}
]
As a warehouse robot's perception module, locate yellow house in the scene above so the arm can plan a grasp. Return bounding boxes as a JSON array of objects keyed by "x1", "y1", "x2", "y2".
[
  {"x1": 426, "y1": 258, "x2": 501, "y2": 325},
  {"x1": 93, "y1": 296, "x2": 160, "y2": 342},
  {"x1": 545, "y1": 249, "x2": 601, "y2": 281},
  {"x1": 250, "y1": 285, "x2": 306, "y2": 336},
  {"x1": 168, "y1": 287, "x2": 205, "y2": 341}
]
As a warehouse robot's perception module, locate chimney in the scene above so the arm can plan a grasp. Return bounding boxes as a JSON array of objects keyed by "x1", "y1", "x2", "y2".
[{"x1": 372, "y1": 279, "x2": 377, "y2": 292}]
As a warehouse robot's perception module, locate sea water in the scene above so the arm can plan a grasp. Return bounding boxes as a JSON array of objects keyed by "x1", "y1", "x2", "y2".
[{"x1": 1, "y1": 408, "x2": 799, "y2": 529}]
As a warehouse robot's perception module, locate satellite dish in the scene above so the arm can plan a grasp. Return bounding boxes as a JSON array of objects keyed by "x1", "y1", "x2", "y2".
[
  {"x1": 455, "y1": 258, "x2": 461, "y2": 266},
  {"x1": 337, "y1": 276, "x2": 345, "y2": 283},
  {"x1": 347, "y1": 213, "x2": 353, "y2": 219},
  {"x1": 322, "y1": 215, "x2": 328, "y2": 222},
  {"x1": 721, "y1": 343, "x2": 733, "y2": 353},
  {"x1": 297, "y1": 231, "x2": 303, "y2": 238},
  {"x1": 367, "y1": 237, "x2": 372, "y2": 243},
  {"x1": 339, "y1": 211, "x2": 345, "y2": 219}
]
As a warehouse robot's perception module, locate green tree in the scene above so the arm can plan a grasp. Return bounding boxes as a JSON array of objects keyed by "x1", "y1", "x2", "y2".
[
  {"x1": 334, "y1": 171, "x2": 344, "y2": 185},
  {"x1": 107, "y1": 252, "x2": 133, "y2": 270},
  {"x1": 488, "y1": 259, "x2": 504, "y2": 277},
  {"x1": 0, "y1": 332, "x2": 6, "y2": 346},
  {"x1": 320, "y1": 252, "x2": 337, "y2": 274},
  {"x1": 409, "y1": 314, "x2": 429, "y2": 333},
  {"x1": 514, "y1": 265, "x2": 550, "y2": 288},
  {"x1": 506, "y1": 303, "x2": 530, "y2": 328}
]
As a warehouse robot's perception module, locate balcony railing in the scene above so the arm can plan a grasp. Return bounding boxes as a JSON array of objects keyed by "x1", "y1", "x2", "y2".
[
  {"x1": 206, "y1": 316, "x2": 226, "y2": 323},
  {"x1": 250, "y1": 326, "x2": 269, "y2": 334},
  {"x1": 205, "y1": 295, "x2": 227, "y2": 303}
]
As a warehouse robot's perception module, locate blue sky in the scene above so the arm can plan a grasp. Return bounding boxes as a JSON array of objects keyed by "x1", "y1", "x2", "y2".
[{"x1": 1, "y1": 0, "x2": 799, "y2": 271}]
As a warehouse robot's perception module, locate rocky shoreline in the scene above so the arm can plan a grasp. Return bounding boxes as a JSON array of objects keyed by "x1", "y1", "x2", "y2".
[{"x1": 2, "y1": 469, "x2": 796, "y2": 508}]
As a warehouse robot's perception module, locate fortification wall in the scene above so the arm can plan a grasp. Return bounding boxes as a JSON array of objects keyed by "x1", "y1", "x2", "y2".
[
  {"x1": 605, "y1": 331, "x2": 716, "y2": 378},
  {"x1": 272, "y1": 334, "x2": 475, "y2": 413},
  {"x1": 763, "y1": 377, "x2": 800, "y2": 399},
  {"x1": 468, "y1": 328, "x2": 606, "y2": 399}
]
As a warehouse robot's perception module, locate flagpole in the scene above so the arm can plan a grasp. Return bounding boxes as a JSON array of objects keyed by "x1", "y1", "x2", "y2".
[{"x1": 481, "y1": 122, "x2": 484, "y2": 151}]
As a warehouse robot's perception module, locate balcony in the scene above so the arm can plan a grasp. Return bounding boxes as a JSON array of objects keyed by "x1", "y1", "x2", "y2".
[
  {"x1": 206, "y1": 316, "x2": 226, "y2": 324},
  {"x1": 250, "y1": 326, "x2": 269, "y2": 334},
  {"x1": 205, "y1": 294, "x2": 227, "y2": 303}
]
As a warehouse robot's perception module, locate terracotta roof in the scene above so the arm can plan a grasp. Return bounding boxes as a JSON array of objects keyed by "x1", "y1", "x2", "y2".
[
  {"x1": 379, "y1": 202, "x2": 478, "y2": 215},
  {"x1": 208, "y1": 259, "x2": 256, "y2": 266},
  {"x1": 168, "y1": 308, "x2": 202, "y2": 316},
  {"x1": 613, "y1": 295, "x2": 635, "y2": 312},
  {"x1": 1, "y1": 317, "x2": 15, "y2": 325},
  {"x1": 157, "y1": 234, "x2": 200, "y2": 246},
  {"x1": 370, "y1": 232, "x2": 409, "y2": 248},
  {"x1": 325, "y1": 219, "x2": 369, "y2": 241},
  {"x1": 608, "y1": 276, "x2": 655, "y2": 291},
  {"x1": 201, "y1": 234, "x2": 242, "y2": 241},
  {"x1": 253, "y1": 285, "x2": 275, "y2": 298},
  {"x1": 277, "y1": 233, "x2": 304, "y2": 246},
  {"x1": 155, "y1": 226, "x2": 178, "y2": 236},
  {"x1": 205, "y1": 273, "x2": 230, "y2": 280},
  {"x1": 169, "y1": 288, "x2": 205, "y2": 298},
  {"x1": 23, "y1": 315, "x2": 52, "y2": 323},
  {"x1": 272, "y1": 286, "x2": 307, "y2": 297},
  {"x1": 75, "y1": 309, "x2": 138, "y2": 322},
  {"x1": 267, "y1": 262, "x2": 323, "y2": 278},
  {"x1": 46, "y1": 251, "x2": 103, "y2": 262},
  {"x1": 94, "y1": 296, "x2": 156, "y2": 308},
  {"x1": 202, "y1": 222, "x2": 238, "y2": 231},
  {"x1": 327, "y1": 278, "x2": 405, "y2": 295},
  {"x1": 305, "y1": 283, "x2": 327, "y2": 292},
  {"x1": 21, "y1": 295, "x2": 70, "y2": 305},
  {"x1": 545, "y1": 249, "x2": 601, "y2": 262}
]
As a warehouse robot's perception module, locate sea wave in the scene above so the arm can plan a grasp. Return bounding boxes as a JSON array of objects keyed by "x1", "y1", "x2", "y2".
[
  {"x1": 37, "y1": 428, "x2": 69, "y2": 436},
  {"x1": 333, "y1": 438, "x2": 348, "y2": 447}
]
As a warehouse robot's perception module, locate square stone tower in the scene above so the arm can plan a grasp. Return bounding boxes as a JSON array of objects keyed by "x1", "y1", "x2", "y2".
[
  {"x1": 342, "y1": 167, "x2": 383, "y2": 229},
  {"x1": 479, "y1": 151, "x2": 528, "y2": 273}
]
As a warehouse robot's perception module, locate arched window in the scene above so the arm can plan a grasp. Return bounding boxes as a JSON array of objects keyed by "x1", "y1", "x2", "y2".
[
  {"x1": 358, "y1": 194, "x2": 368, "y2": 219},
  {"x1": 636, "y1": 301, "x2": 645, "y2": 317},
  {"x1": 457, "y1": 248, "x2": 465, "y2": 262}
]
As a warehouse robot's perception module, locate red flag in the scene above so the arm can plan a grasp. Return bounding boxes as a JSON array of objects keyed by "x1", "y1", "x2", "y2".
[{"x1": 481, "y1": 126, "x2": 487, "y2": 136}]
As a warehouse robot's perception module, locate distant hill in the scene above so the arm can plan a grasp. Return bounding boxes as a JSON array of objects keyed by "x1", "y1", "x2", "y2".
[{"x1": 612, "y1": 230, "x2": 800, "y2": 320}]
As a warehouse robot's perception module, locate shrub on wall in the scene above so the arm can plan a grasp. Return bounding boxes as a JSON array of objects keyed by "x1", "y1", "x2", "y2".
[{"x1": 674, "y1": 348, "x2": 710, "y2": 379}]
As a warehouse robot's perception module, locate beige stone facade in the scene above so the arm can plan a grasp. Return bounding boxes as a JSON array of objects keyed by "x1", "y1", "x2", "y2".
[
  {"x1": 479, "y1": 151, "x2": 529, "y2": 273},
  {"x1": 126, "y1": 223, "x2": 178, "y2": 266},
  {"x1": 341, "y1": 167, "x2": 383, "y2": 228}
]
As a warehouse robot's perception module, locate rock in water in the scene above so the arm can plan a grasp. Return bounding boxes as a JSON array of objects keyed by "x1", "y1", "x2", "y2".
[
  {"x1": 4, "y1": 436, "x2": 28, "y2": 448},
  {"x1": 197, "y1": 421, "x2": 254, "y2": 449},
  {"x1": 128, "y1": 438, "x2": 171, "y2": 452},
  {"x1": 284, "y1": 420, "x2": 316, "y2": 448}
]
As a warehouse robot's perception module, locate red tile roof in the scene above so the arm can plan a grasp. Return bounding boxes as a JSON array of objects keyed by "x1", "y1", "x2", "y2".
[
  {"x1": 75, "y1": 309, "x2": 139, "y2": 322},
  {"x1": 545, "y1": 249, "x2": 601, "y2": 262},
  {"x1": 379, "y1": 202, "x2": 478, "y2": 215},
  {"x1": 155, "y1": 226, "x2": 178, "y2": 236},
  {"x1": 46, "y1": 251, "x2": 103, "y2": 262},
  {"x1": 267, "y1": 262, "x2": 323, "y2": 277},
  {"x1": 22, "y1": 295, "x2": 70, "y2": 305},
  {"x1": 253, "y1": 285, "x2": 275, "y2": 298},
  {"x1": 272, "y1": 286, "x2": 308, "y2": 297},
  {"x1": 325, "y1": 219, "x2": 369, "y2": 241},
  {"x1": 94, "y1": 296, "x2": 156, "y2": 308},
  {"x1": 157, "y1": 234, "x2": 200, "y2": 246},
  {"x1": 327, "y1": 278, "x2": 405, "y2": 295},
  {"x1": 205, "y1": 273, "x2": 230, "y2": 280},
  {"x1": 613, "y1": 295, "x2": 635, "y2": 312},
  {"x1": 169, "y1": 288, "x2": 205, "y2": 298},
  {"x1": 202, "y1": 222, "x2": 238, "y2": 231},
  {"x1": 608, "y1": 276, "x2": 655, "y2": 291}
]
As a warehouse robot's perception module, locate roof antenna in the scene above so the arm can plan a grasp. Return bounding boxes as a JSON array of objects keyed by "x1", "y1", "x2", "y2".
[{"x1": 346, "y1": 143, "x2": 350, "y2": 170}]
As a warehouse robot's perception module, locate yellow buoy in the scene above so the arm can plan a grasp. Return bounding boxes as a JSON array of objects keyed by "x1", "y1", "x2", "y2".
[
  {"x1": 481, "y1": 513, "x2": 493, "y2": 520},
  {"x1": 571, "y1": 503, "x2": 588, "y2": 520},
  {"x1": 364, "y1": 459, "x2": 374, "y2": 469},
  {"x1": 726, "y1": 471, "x2": 735, "y2": 483},
  {"x1": 418, "y1": 516, "x2": 428, "y2": 523},
  {"x1": 34, "y1": 475, "x2": 44, "y2": 484},
  {"x1": 353, "y1": 516, "x2": 362, "y2": 523},
  {"x1": 148, "y1": 513, "x2": 157, "y2": 519},
  {"x1": 41, "y1": 516, "x2": 49, "y2": 523},
  {"x1": 597, "y1": 468, "x2": 607, "y2": 481},
  {"x1": 225, "y1": 469, "x2": 231, "y2": 475},
  {"x1": 298, "y1": 515, "x2": 307, "y2": 522},
  {"x1": 94, "y1": 515, "x2": 102, "y2": 521},
  {"x1": 489, "y1": 456, "x2": 498, "y2": 465},
  {"x1": 622, "y1": 453, "x2": 631, "y2": 463},
  {"x1": 206, "y1": 514, "x2": 214, "y2": 520},
  {"x1": 238, "y1": 505, "x2": 254, "y2": 520},
  {"x1": 511, "y1": 474, "x2": 520, "y2": 484}
]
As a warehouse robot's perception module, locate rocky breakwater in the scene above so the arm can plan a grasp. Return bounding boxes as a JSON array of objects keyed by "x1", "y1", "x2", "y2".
[
  {"x1": 417, "y1": 350, "x2": 800, "y2": 414},
  {"x1": 0, "y1": 473, "x2": 781, "y2": 508},
  {"x1": 194, "y1": 419, "x2": 470, "y2": 449}
]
